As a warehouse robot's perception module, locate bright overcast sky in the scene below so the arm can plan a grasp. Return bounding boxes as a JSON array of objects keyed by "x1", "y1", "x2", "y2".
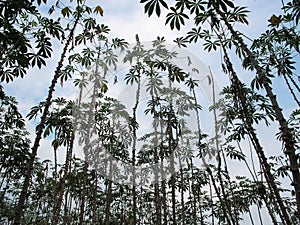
[
  {"x1": 4, "y1": 0, "x2": 285, "y2": 109},
  {"x1": 3, "y1": 0, "x2": 290, "y2": 151},
  {"x1": 2, "y1": 1, "x2": 296, "y2": 223},
  {"x1": 3, "y1": 0, "x2": 287, "y2": 114}
]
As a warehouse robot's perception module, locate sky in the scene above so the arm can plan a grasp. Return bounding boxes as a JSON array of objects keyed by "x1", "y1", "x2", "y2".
[
  {"x1": 4, "y1": 0, "x2": 287, "y2": 108},
  {"x1": 4, "y1": 0, "x2": 290, "y2": 153},
  {"x1": 2, "y1": 0, "x2": 298, "y2": 223},
  {"x1": 2, "y1": 0, "x2": 292, "y2": 171}
]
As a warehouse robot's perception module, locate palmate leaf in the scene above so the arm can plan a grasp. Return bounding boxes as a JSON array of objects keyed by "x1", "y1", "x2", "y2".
[
  {"x1": 84, "y1": 18, "x2": 96, "y2": 30},
  {"x1": 165, "y1": 7, "x2": 189, "y2": 30},
  {"x1": 60, "y1": 65, "x2": 75, "y2": 85},
  {"x1": 96, "y1": 24, "x2": 110, "y2": 34},
  {"x1": 36, "y1": 36, "x2": 52, "y2": 58},
  {"x1": 168, "y1": 65, "x2": 187, "y2": 82},
  {"x1": 188, "y1": 1, "x2": 205, "y2": 15},
  {"x1": 207, "y1": 0, "x2": 234, "y2": 12},
  {"x1": 284, "y1": 0, "x2": 300, "y2": 25},
  {"x1": 145, "y1": 73, "x2": 163, "y2": 95},
  {"x1": 101, "y1": 82, "x2": 108, "y2": 93},
  {"x1": 294, "y1": 4, "x2": 300, "y2": 25},
  {"x1": 27, "y1": 102, "x2": 45, "y2": 120},
  {"x1": 185, "y1": 78, "x2": 199, "y2": 90},
  {"x1": 61, "y1": 6, "x2": 72, "y2": 18},
  {"x1": 75, "y1": 33, "x2": 87, "y2": 45},
  {"x1": 94, "y1": 5, "x2": 104, "y2": 16},
  {"x1": 41, "y1": 18, "x2": 64, "y2": 40},
  {"x1": 12, "y1": 66, "x2": 27, "y2": 78},
  {"x1": 268, "y1": 14, "x2": 281, "y2": 27},
  {"x1": 28, "y1": 53, "x2": 46, "y2": 69},
  {"x1": 73, "y1": 77, "x2": 88, "y2": 89},
  {"x1": 37, "y1": 0, "x2": 47, "y2": 5},
  {"x1": 111, "y1": 38, "x2": 129, "y2": 51},
  {"x1": 125, "y1": 71, "x2": 139, "y2": 85},
  {"x1": 186, "y1": 27, "x2": 202, "y2": 43},
  {"x1": 203, "y1": 39, "x2": 220, "y2": 52},
  {"x1": 233, "y1": 6, "x2": 249, "y2": 25},
  {"x1": 43, "y1": 124, "x2": 53, "y2": 138},
  {"x1": 174, "y1": 37, "x2": 188, "y2": 47},
  {"x1": 0, "y1": 70, "x2": 14, "y2": 83},
  {"x1": 103, "y1": 50, "x2": 118, "y2": 69},
  {"x1": 140, "y1": 0, "x2": 168, "y2": 17}
]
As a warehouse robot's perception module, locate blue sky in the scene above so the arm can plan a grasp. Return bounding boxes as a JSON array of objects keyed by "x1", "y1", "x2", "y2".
[
  {"x1": 2, "y1": 1, "x2": 298, "y2": 222},
  {"x1": 2, "y1": 0, "x2": 294, "y2": 158},
  {"x1": 4, "y1": 0, "x2": 287, "y2": 111},
  {"x1": 3, "y1": 0, "x2": 295, "y2": 172}
]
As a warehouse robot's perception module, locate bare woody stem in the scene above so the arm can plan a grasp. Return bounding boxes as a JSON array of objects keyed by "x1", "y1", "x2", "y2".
[
  {"x1": 13, "y1": 11, "x2": 81, "y2": 225},
  {"x1": 215, "y1": 6, "x2": 300, "y2": 221},
  {"x1": 221, "y1": 43, "x2": 291, "y2": 225},
  {"x1": 131, "y1": 34, "x2": 142, "y2": 225}
]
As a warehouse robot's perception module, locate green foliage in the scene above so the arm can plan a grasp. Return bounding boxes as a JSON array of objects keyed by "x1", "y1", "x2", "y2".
[
  {"x1": 0, "y1": 85, "x2": 31, "y2": 223},
  {"x1": 284, "y1": 0, "x2": 300, "y2": 25},
  {"x1": 165, "y1": 7, "x2": 189, "y2": 30},
  {"x1": 0, "y1": 0, "x2": 64, "y2": 82},
  {"x1": 1, "y1": 0, "x2": 299, "y2": 224},
  {"x1": 140, "y1": 0, "x2": 169, "y2": 17},
  {"x1": 215, "y1": 84, "x2": 276, "y2": 142}
]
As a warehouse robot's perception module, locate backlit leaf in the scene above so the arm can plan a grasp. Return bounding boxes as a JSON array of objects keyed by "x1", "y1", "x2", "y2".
[{"x1": 94, "y1": 5, "x2": 104, "y2": 16}]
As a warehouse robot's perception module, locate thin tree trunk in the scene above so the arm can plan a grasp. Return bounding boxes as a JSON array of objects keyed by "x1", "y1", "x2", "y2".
[
  {"x1": 104, "y1": 128, "x2": 115, "y2": 224},
  {"x1": 170, "y1": 173, "x2": 177, "y2": 225},
  {"x1": 160, "y1": 114, "x2": 168, "y2": 225},
  {"x1": 64, "y1": 160, "x2": 75, "y2": 225},
  {"x1": 179, "y1": 160, "x2": 185, "y2": 225},
  {"x1": 105, "y1": 157, "x2": 113, "y2": 225},
  {"x1": 197, "y1": 187, "x2": 204, "y2": 225},
  {"x1": 131, "y1": 34, "x2": 142, "y2": 225},
  {"x1": 131, "y1": 77, "x2": 139, "y2": 225},
  {"x1": 62, "y1": 187, "x2": 70, "y2": 224},
  {"x1": 236, "y1": 141, "x2": 279, "y2": 225},
  {"x1": 167, "y1": 76, "x2": 177, "y2": 225},
  {"x1": 13, "y1": 11, "x2": 81, "y2": 225},
  {"x1": 221, "y1": 44, "x2": 290, "y2": 224},
  {"x1": 208, "y1": 176, "x2": 215, "y2": 225},
  {"x1": 92, "y1": 171, "x2": 98, "y2": 224},
  {"x1": 78, "y1": 41, "x2": 104, "y2": 225},
  {"x1": 54, "y1": 133, "x2": 58, "y2": 178},
  {"x1": 52, "y1": 64, "x2": 84, "y2": 224},
  {"x1": 261, "y1": 194, "x2": 279, "y2": 225},
  {"x1": 216, "y1": 151, "x2": 236, "y2": 224},
  {"x1": 220, "y1": 148, "x2": 239, "y2": 223},
  {"x1": 191, "y1": 161, "x2": 197, "y2": 225},
  {"x1": 153, "y1": 108, "x2": 162, "y2": 225},
  {"x1": 191, "y1": 168, "x2": 197, "y2": 225},
  {"x1": 154, "y1": 157, "x2": 162, "y2": 225},
  {"x1": 189, "y1": 78, "x2": 202, "y2": 225},
  {"x1": 210, "y1": 69, "x2": 236, "y2": 224},
  {"x1": 207, "y1": 167, "x2": 232, "y2": 225},
  {"x1": 52, "y1": 132, "x2": 75, "y2": 225},
  {"x1": 79, "y1": 162, "x2": 87, "y2": 224},
  {"x1": 257, "y1": 204, "x2": 264, "y2": 225},
  {"x1": 216, "y1": 7, "x2": 300, "y2": 220},
  {"x1": 248, "y1": 209, "x2": 255, "y2": 225}
]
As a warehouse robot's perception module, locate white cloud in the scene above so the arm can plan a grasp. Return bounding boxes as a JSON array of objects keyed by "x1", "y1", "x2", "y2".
[{"x1": 2, "y1": 3, "x2": 297, "y2": 221}]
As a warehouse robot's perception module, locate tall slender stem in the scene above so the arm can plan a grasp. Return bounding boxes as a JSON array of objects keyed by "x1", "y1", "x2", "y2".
[
  {"x1": 216, "y1": 8, "x2": 300, "y2": 219},
  {"x1": 13, "y1": 9, "x2": 81, "y2": 225},
  {"x1": 131, "y1": 34, "x2": 142, "y2": 225}
]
